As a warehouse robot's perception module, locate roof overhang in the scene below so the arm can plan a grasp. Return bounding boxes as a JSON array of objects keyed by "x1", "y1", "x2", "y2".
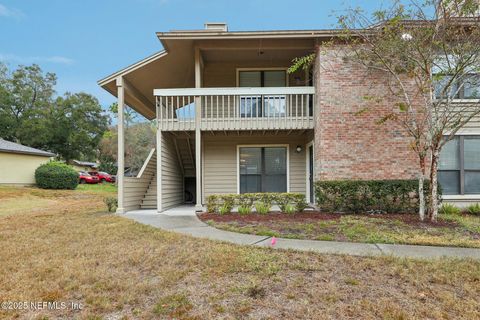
[
  {"x1": 0, "y1": 149, "x2": 54, "y2": 157},
  {"x1": 98, "y1": 28, "x2": 345, "y2": 120}
]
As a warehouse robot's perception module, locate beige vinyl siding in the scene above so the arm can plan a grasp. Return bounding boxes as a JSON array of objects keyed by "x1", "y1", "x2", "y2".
[
  {"x1": 456, "y1": 103, "x2": 480, "y2": 130},
  {"x1": 0, "y1": 152, "x2": 51, "y2": 185},
  {"x1": 202, "y1": 134, "x2": 310, "y2": 200},
  {"x1": 124, "y1": 176, "x2": 152, "y2": 212},
  {"x1": 203, "y1": 61, "x2": 306, "y2": 88},
  {"x1": 161, "y1": 133, "x2": 183, "y2": 210},
  {"x1": 123, "y1": 151, "x2": 156, "y2": 211}
]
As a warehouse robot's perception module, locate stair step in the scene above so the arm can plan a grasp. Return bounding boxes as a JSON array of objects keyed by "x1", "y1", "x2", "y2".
[{"x1": 140, "y1": 204, "x2": 157, "y2": 209}]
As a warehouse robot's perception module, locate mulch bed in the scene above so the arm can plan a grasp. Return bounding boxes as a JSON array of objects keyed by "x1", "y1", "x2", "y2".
[{"x1": 198, "y1": 211, "x2": 460, "y2": 228}]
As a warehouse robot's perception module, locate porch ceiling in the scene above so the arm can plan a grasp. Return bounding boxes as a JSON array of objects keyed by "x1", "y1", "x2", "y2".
[
  {"x1": 98, "y1": 36, "x2": 316, "y2": 120},
  {"x1": 98, "y1": 40, "x2": 195, "y2": 120}
]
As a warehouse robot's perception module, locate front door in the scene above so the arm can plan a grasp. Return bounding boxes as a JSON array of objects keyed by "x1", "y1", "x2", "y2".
[{"x1": 308, "y1": 145, "x2": 314, "y2": 203}]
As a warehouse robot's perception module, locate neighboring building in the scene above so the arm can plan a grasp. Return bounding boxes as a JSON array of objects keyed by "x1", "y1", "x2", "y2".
[
  {"x1": 0, "y1": 139, "x2": 55, "y2": 186},
  {"x1": 98, "y1": 23, "x2": 480, "y2": 213},
  {"x1": 71, "y1": 160, "x2": 98, "y2": 172}
]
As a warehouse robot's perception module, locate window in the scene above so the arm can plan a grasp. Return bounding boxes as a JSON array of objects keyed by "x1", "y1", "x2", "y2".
[
  {"x1": 239, "y1": 146, "x2": 287, "y2": 193},
  {"x1": 438, "y1": 136, "x2": 480, "y2": 195},
  {"x1": 434, "y1": 74, "x2": 480, "y2": 100},
  {"x1": 238, "y1": 70, "x2": 287, "y2": 118}
]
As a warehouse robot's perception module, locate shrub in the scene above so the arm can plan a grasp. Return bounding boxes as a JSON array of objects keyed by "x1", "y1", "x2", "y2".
[
  {"x1": 238, "y1": 205, "x2": 252, "y2": 215},
  {"x1": 284, "y1": 204, "x2": 296, "y2": 214},
  {"x1": 315, "y1": 179, "x2": 441, "y2": 214},
  {"x1": 237, "y1": 194, "x2": 254, "y2": 215},
  {"x1": 275, "y1": 194, "x2": 291, "y2": 212},
  {"x1": 255, "y1": 202, "x2": 270, "y2": 215},
  {"x1": 205, "y1": 192, "x2": 308, "y2": 214},
  {"x1": 206, "y1": 195, "x2": 218, "y2": 213},
  {"x1": 439, "y1": 203, "x2": 461, "y2": 215},
  {"x1": 292, "y1": 194, "x2": 308, "y2": 212},
  {"x1": 218, "y1": 204, "x2": 231, "y2": 215},
  {"x1": 466, "y1": 203, "x2": 480, "y2": 215},
  {"x1": 220, "y1": 194, "x2": 235, "y2": 213},
  {"x1": 35, "y1": 161, "x2": 79, "y2": 190},
  {"x1": 104, "y1": 197, "x2": 118, "y2": 212}
]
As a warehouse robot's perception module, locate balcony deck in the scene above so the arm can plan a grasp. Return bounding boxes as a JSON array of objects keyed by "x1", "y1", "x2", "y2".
[{"x1": 154, "y1": 87, "x2": 315, "y2": 131}]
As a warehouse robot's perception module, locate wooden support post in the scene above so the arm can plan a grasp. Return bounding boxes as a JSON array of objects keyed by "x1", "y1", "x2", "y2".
[
  {"x1": 156, "y1": 129, "x2": 163, "y2": 213},
  {"x1": 116, "y1": 77, "x2": 125, "y2": 214},
  {"x1": 194, "y1": 47, "x2": 203, "y2": 211}
]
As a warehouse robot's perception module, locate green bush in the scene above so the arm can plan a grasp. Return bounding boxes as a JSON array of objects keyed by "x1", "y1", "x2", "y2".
[
  {"x1": 255, "y1": 202, "x2": 271, "y2": 215},
  {"x1": 238, "y1": 205, "x2": 252, "y2": 215},
  {"x1": 218, "y1": 204, "x2": 231, "y2": 215},
  {"x1": 439, "y1": 203, "x2": 461, "y2": 215},
  {"x1": 35, "y1": 161, "x2": 79, "y2": 190},
  {"x1": 206, "y1": 195, "x2": 218, "y2": 213},
  {"x1": 315, "y1": 179, "x2": 441, "y2": 214},
  {"x1": 284, "y1": 204, "x2": 296, "y2": 214},
  {"x1": 466, "y1": 203, "x2": 480, "y2": 215},
  {"x1": 205, "y1": 192, "x2": 308, "y2": 214},
  {"x1": 104, "y1": 197, "x2": 118, "y2": 212}
]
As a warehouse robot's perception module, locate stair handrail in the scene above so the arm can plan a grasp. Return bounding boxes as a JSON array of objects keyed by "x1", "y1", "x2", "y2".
[{"x1": 136, "y1": 148, "x2": 156, "y2": 178}]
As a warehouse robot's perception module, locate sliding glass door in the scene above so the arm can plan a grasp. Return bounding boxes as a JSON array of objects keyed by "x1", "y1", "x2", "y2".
[
  {"x1": 238, "y1": 70, "x2": 287, "y2": 118},
  {"x1": 239, "y1": 146, "x2": 287, "y2": 193}
]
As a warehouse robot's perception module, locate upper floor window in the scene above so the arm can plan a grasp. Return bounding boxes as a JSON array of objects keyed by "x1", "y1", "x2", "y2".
[
  {"x1": 238, "y1": 70, "x2": 287, "y2": 118},
  {"x1": 238, "y1": 70, "x2": 287, "y2": 87},
  {"x1": 434, "y1": 74, "x2": 480, "y2": 99},
  {"x1": 433, "y1": 56, "x2": 480, "y2": 100},
  {"x1": 438, "y1": 136, "x2": 480, "y2": 195}
]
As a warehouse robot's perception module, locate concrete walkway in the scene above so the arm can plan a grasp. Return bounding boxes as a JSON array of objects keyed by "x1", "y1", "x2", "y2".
[{"x1": 124, "y1": 206, "x2": 480, "y2": 260}]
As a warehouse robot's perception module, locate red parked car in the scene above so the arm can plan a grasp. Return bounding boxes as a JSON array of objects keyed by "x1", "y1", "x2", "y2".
[
  {"x1": 89, "y1": 171, "x2": 116, "y2": 183},
  {"x1": 78, "y1": 171, "x2": 99, "y2": 184}
]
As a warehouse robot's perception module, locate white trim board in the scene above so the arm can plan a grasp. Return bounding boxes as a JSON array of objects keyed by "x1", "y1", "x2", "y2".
[
  {"x1": 305, "y1": 140, "x2": 314, "y2": 204},
  {"x1": 154, "y1": 86, "x2": 314, "y2": 96}
]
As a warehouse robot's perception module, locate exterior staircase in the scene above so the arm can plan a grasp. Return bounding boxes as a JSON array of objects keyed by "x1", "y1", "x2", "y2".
[
  {"x1": 140, "y1": 173, "x2": 157, "y2": 209},
  {"x1": 140, "y1": 153, "x2": 157, "y2": 209},
  {"x1": 135, "y1": 138, "x2": 195, "y2": 210},
  {"x1": 177, "y1": 138, "x2": 195, "y2": 177}
]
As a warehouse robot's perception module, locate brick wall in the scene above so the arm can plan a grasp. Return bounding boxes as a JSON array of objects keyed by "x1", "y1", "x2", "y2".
[{"x1": 314, "y1": 44, "x2": 419, "y2": 181}]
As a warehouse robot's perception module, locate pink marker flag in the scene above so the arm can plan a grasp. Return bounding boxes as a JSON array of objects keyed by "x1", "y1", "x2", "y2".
[{"x1": 271, "y1": 236, "x2": 277, "y2": 246}]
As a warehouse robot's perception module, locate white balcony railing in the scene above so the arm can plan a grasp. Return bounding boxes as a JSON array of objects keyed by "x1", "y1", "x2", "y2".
[{"x1": 154, "y1": 87, "x2": 315, "y2": 131}]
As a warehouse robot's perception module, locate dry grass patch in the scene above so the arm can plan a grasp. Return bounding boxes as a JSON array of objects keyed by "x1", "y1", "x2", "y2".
[
  {"x1": 0, "y1": 187, "x2": 479, "y2": 319},
  {"x1": 201, "y1": 212, "x2": 480, "y2": 248}
]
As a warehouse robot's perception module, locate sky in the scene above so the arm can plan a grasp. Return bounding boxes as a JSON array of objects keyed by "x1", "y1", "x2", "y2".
[{"x1": 0, "y1": 0, "x2": 383, "y2": 109}]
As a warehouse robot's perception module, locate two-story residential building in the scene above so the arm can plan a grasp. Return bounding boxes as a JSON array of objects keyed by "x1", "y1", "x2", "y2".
[{"x1": 98, "y1": 23, "x2": 480, "y2": 213}]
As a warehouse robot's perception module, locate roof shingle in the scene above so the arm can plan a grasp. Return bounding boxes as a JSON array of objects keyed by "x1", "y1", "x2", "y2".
[{"x1": 0, "y1": 139, "x2": 55, "y2": 157}]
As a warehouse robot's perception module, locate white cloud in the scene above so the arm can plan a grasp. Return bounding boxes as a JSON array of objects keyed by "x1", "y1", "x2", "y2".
[
  {"x1": 0, "y1": 53, "x2": 74, "y2": 65},
  {"x1": 44, "y1": 56, "x2": 75, "y2": 65},
  {"x1": 0, "y1": 3, "x2": 25, "y2": 19}
]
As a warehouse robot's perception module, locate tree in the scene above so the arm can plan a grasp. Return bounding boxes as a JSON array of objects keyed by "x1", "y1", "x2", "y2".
[
  {"x1": 290, "y1": 0, "x2": 480, "y2": 221},
  {"x1": 47, "y1": 93, "x2": 109, "y2": 162},
  {"x1": 0, "y1": 63, "x2": 56, "y2": 142},
  {"x1": 0, "y1": 63, "x2": 109, "y2": 162},
  {"x1": 101, "y1": 103, "x2": 155, "y2": 174},
  {"x1": 98, "y1": 122, "x2": 155, "y2": 174}
]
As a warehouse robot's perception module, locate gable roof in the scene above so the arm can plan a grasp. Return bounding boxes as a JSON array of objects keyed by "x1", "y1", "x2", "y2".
[
  {"x1": 72, "y1": 160, "x2": 98, "y2": 168},
  {"x1": 0, "y1": 139, "x2": 55, "y2": 157}
]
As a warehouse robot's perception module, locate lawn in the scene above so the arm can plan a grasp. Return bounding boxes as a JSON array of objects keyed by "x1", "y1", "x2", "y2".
[
  {"x1": 0, "y1": 186, "x2": 479, "y2": 319},
  {"x1": 200, "y1": 211, "x2": 480, "y2": 248}
]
